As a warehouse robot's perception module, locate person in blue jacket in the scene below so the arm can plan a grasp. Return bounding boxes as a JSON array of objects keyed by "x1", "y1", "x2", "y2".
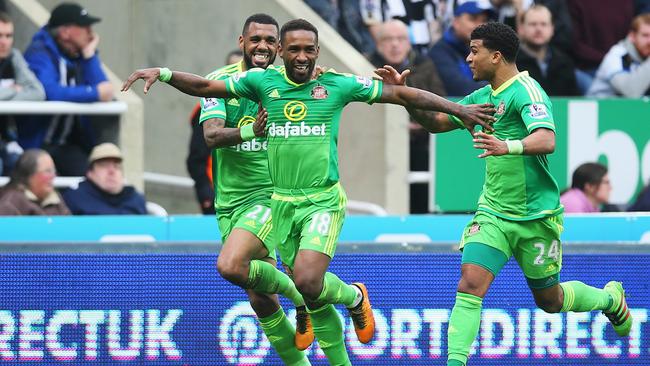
[
  {"x1": 63, "y1": 143, "x2": 146, "y2": 215},
  {"x1": 428, "y1": 1, "x2": 492, "y2": 96},
  {"x1": 20, "y1": 2, "x2": 114, "y2": 176}
]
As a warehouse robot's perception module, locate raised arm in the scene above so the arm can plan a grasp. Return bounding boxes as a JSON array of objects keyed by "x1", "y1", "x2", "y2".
[
  {"x1": 121, "y1": 67, "x2": 231, "y2": 98},
  {"x1": 404, "y1": 107, "x2": 459, "y2": 133},
  {"x1": 380, "y1": 84, "x2": 495, "y2": 132},
  {"x1": 375, "y1": 65, "x2": 495, "y2": 133}
]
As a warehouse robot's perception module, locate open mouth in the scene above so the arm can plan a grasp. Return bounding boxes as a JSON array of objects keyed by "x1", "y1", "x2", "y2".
[
  {"x1": 252, "y1": 52, "x2": 269, "y2": 65},
  {"x1": 294, "y1": 64, "x2": 309, "y2": 73}
]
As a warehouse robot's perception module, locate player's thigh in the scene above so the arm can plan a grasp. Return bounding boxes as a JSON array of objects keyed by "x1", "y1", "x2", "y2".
[
  {"x1": 298, "y1": 203, "x2": 345, "y2": 262},
  {"x1": 219, "y1": 203, "x2": 275, "y2": 262},
  {"x1": 270, "y1": 198, "x2": 300, "y2": 270},
  {"x1": 460, "y1": 212, "x2": 512, "y2": 271},
  {"x1": 512, "y1": 214, "x2": 564, "y2": 288}
]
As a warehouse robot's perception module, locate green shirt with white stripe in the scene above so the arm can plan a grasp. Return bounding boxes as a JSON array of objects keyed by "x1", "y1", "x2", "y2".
[
  {"x1": 199, "y1": 61, "x2": 273, "y2": 213},
  {"x1": 449, "y1": 71, "x2": 563, "y2": 221},
  {"x1": 225, "y1": 66, "x2": 383, "y2": 189}
]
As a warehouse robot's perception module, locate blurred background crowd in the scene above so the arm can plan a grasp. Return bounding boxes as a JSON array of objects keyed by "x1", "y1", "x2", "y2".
[{"x1": 1, "y1": 0, "x2": 650, "y2": 216}]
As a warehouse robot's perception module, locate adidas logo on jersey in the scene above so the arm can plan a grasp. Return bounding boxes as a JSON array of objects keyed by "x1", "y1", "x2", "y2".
[
  {"x1": 268, "y1": 122, "x2": 326, "y2": 138},
  {"x1": 268, "y1": 89, "x2": 280, "y2": 98}
]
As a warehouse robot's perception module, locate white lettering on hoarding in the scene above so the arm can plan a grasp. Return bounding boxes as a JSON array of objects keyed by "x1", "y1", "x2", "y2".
[
  {"x1": 0, "y1": 310, "x2": 181, "y2": 362},
  {"x1": 568, "y1": 101, "x2": 649, "y2": 202},
  {"x1": 218, "y1": 304, "x2": 648, "y2": 364}
]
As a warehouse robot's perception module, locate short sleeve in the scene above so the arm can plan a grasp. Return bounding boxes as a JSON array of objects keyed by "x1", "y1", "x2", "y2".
[
  {"x1": 199, "y1": 96, "x2": 226, "y2": 124},
  {"x1": 337, "y1": 73, "x2": 383, "y2": 104},
  {"x1": 517, "y1": 82, "x2": 555, "y2": 133},
  {"x1": 224, "y1": 68, "x2": 265, "y2": 103}
]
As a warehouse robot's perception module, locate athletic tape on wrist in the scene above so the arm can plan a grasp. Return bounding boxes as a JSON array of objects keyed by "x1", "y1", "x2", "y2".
[
  {"x1": 158, "y1": 67, "x2": 172, "y2": 83},
  {"x1": 505, "y1": 139, "x2": 524, "y2": 155},
  {"x1": 240, "y1": 123, "x2": 256, "y2": 141}
]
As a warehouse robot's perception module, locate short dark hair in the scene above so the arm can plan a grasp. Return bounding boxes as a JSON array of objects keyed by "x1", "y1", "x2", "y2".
[
  {"x1": 280, "y1": 19, "x2": 318, "y2": 44},
  {"x1": 242, "y1": 13, "x2": 278, "y2": 36},
  {"x1": 470, "y1": 22, "x2": 519, "y2": 63},
  {"x1": 571, "y1": 162, "x2": 608, "y2": 190},
  {"x1": 0, "y1": 12, "x2": 12, "y2": 24}
]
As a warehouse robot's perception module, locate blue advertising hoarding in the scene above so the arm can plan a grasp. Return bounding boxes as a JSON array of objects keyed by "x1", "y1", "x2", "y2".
[{"x1": 0, "y1": 251, "x2": 647, "y2": 365}]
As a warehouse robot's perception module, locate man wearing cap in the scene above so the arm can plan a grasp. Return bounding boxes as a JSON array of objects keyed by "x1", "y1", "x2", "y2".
[
  {"x1": 19, "y1": 2, "x2": 114, "y2": 176},
  {"x1": 62, "y1": 142, "x2": 146, "y2": 215},
  {"x1": 428, "y1": 1, "x2": 492, "y2": 96}
]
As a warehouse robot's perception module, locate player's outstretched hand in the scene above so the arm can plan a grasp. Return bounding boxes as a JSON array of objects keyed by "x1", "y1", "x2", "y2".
[
  {"x1": 121, "y1": 68, "x2": 161, "y2": 94},
  {"x1": 473, "y1": 131, "x2": 508, "y2": 158},
  {"x1": 457, "y1": 103, "x2": 496, "y2": 134},
  {"x1": 374, "y1": 65, "x2": 410, "y2": 86},
  {"x1": 254, "y1": 104, "x2": 268, "y2": 137}
]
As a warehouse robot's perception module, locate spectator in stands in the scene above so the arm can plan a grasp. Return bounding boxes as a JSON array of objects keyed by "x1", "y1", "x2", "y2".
[
  {"x1": 588, "y1": 13, "x2": 650, "y2": 98},
  {"x1": 560, "y1": 162, "x2": 611, "y2": 213},
  {"x1": 362, "y1": 0, "x2": 439, "y2": 53},
  {"x1": 19, "y1": 2, "x2": 114, "y2": 176},
  {"x1": 370, "y1": 19, "x2": 446, "y2": 213},
  {"x1": 304, "y1": 0, "x2": 339, "y2": 27},
  {"x1": 62, "y1": 142, "x2": 146, "y2": 215},
  {"x1": 516, "y1": 5, "x2": 579, "y2": 96},
  {"x1": 487, "y1": 0, "x2": 527, "y2": 29},
  {"x1": 339, "y1": 0, "x2": 378, "y2": 57},
  {"x1": 0, "y1": 12, "x2": 45, "y2": 176},
  {"x1": 429, "y1": 1, "x2": 491, "y2": 96},
  {"x1": 535, "y1": 0, "x2": 573, "y2": 53},
  {"x1": 628, "y1": 182, "x2": 650, "y2": 211},
  {"x1": 0, "y1": 149, "x2": 70, "y2": 215},
  {"x1": 566, "y1": 0, "x2": 634, "y2": 94},
  {"x1": 306, "y1": 0, "x2": 377, "y2": 56}
]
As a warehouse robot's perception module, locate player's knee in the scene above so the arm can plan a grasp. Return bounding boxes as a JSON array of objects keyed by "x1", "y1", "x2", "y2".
[
  {"x1": 217, "y1": 256, "x2": 248, "y2": 287},
  {"x1": 247, "y1": 290, "x2": 278, "y2": 314},
  {"x1": 457, "y1": 277, "x2": 488, "y2": 297},
  {"x1": 293, "y1": 274, "x2": 323, "y2": 300},
  {"x1": 535, "y1": 296, "x2": 562, "y2": 313}
]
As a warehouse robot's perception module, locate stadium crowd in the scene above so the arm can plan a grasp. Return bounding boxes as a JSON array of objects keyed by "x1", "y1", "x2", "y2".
[{"x1": 1, "y1": 1, "x2": 650, "y2": 215}]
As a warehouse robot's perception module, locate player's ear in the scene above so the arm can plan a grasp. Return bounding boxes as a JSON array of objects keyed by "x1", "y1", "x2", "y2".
[
  {"x1": 238, "y1": 35, "x2": 244, "y2": 50},
  {"x1": 492, "y1": 51, "x2": 502, "y2": 65}
]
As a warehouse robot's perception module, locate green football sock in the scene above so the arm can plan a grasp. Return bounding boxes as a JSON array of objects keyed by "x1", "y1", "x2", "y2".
[
  {"x1": 314, "y1": 272, "x2": 357, "y2": 307},
  {"x1": 560, "y1": 281, "x2": 613, "y2": 312},
  {"x1": 308, "y1": 304, "x2": 351, "y2": 366},
  {"x1": 247, "y1": 259, "x2": 305, "y2": 307},
  {"x1": 447, "y1": 292, "x2": 483, "y2": 366},
  {"x1": 258, "y1": 308, "x2": 311, "y2": 366}
]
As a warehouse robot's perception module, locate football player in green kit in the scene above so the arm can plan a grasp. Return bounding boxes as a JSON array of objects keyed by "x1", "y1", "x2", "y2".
[
  {"x1": 195, "y1": 14, "x2": 313, "y2": 366},
  {"x1": 375, "y1": 21, "x2": 633, "y2": 366},
  {"x1": 122, "y1": 19, "x2": 495, "y2": 366}
]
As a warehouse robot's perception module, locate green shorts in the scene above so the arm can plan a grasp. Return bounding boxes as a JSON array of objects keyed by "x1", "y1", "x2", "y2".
[
  {"x1": 460, "y1": 211, "x2": 564, "y2": 281},
  {"x1": 270, "y1": 182, "x2": 347, "y2": 270},
  {"x1": 217, "y1": 200, "x2": 276, "y2": 258}
]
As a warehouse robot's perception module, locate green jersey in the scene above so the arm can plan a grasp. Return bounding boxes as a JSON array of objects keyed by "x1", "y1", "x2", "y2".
[
  {"x1": 450, "y1": 71, "x2": 562, "y2": 221},
  {"x1": 225, "y1": 66, "x2": 383, "y2": 189},
  {"x1": 199, "y1": 61, "x2": 273, "y2": 213}
]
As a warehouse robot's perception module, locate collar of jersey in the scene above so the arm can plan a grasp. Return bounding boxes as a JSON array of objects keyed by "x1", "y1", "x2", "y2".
[
  {"x1": 236, "y1": 60, "x2": 244, "y2": 73},
  {"x1": 281, "y1": 67, "x2": 309, "y2": 87},
  {"x1": 492, "y1": 71, "x2": 529, "y2": 96}
]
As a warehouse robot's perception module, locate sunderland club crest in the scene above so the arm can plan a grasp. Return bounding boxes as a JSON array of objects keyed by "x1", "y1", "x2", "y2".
[{"x1": 311, "y1": 85, "x2": 328, "y2": 100}]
